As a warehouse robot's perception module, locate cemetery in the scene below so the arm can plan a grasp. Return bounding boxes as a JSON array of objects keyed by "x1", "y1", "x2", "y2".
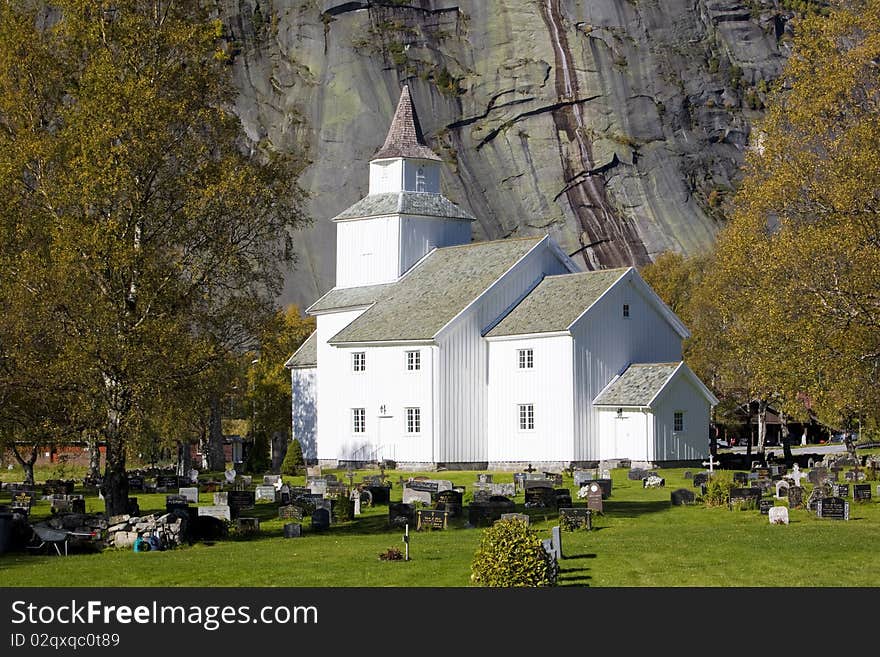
[{"x1": 2, "y1": 450, "x2": 880, "y2": 587}]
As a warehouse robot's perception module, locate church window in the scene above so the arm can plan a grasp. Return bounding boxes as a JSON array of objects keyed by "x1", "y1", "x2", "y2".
[
  {"x1": 406, "y1": 407, "x2": 421, "y2": 434},
  {"x1": 352, "y1": 408, "x2": 366, "y2": 434},
  {"x1": 518, "y1": 348, "x2": 533, "y2": 369},
  {"x1": 518, "y1": 404, "x2": 535, "y2": 431},
  {"x1": 416, "y1": 167, "x2": 426, "y2": 192},
  {"x1": 406, "y1": 350, "x2": 421, "y2": 371},
  {"x1": 674, "y1": 411, "x2": 684, "y2": 432},
  {"x1": 352, "y1": 352, "x2": 366, "y2": 372},
  {"x1": 623, "y1": 304, "x2": 630, "y2": 318}
]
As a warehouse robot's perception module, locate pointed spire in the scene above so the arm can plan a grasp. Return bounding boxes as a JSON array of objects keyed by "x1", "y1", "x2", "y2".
[{"x1": 372, "y1": 85, "x2": 441, "y2": 161}]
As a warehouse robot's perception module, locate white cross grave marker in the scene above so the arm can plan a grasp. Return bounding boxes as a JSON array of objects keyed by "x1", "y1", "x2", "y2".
[
  {"x1": 790, "y1": 463, "x2": 808, "y2": 487},
  {"x1": 702, "y1": 454, "x2": 720, "y2": 475}
]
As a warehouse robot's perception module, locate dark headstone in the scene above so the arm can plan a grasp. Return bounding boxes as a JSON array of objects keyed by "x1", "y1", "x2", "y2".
[
  {"x1": 126, "y1": 498, "x2": 140, "y2": 516},
  {"x1": 684, "y1": 471, "x2": 693, "y2": 480},
  {"x1": 759, "y1": 499, "x2": 774, "y2": 515},
  {"x1": 366, "y1": 485, "x2": 391, "y2": 505},
  {"x1": 192, "y1": 515, "x2": 228, "y2": 541},
  {"x1": 628, "y1": 468, "x2": 648, "y2": 481},
  {"x1": 11, "y1": 492, "x2": 34, "y2": 514},
  {"x1": 165, "y1": 495, "x2": 189, "y2": 514},
  {"x1": 729, "y1": 487, "x2": 762, "y2": 509},
  {"x1": 733, "y1": 472, "x2": 749, "y2": 485},
  {"x1": 832, "y1": 484, "x2": 850, "y2": 498},
  {"x1": 310, "y1": 508, "x2": 330, "y2": 530},
  {"x1": 283, "y1": 522, "x2": 302, "y2": 538},
  {"x1": 406, "y1": 480, "x2": 440, "y2": 493},
  {"x1": 127, "y1": 476, "x2": 144, "y2": 492},
  {"x1": 559, "y1": 507, "x2": 591, "y2": 531},
  {"x1": 573, "y1": 470, "x2": 594, "y2": 487},
  {"x1": 416, "y1": 509, "x2": 448, "y2": 530},
  {"x1": 817, "y1": 496, "x2": 849, "y2": 520},
  {"x1": 670, "y1": 488, "x2": 696, "y2": 506},
  {"x1": 156, "y1": 474, "x2": 179, "y2": 490},
  {"x1": 693, "y1": 473, "x2": 708, "y2": 487},
  {"x1": 227, "y1": 490, "x2": 255, "y2": 518},
  {"x1": 585, "y1": 483, "x2": 603, "y2": 514},
  {"x1": 477, "y1": 473, "x2": 493, "y2": 484},
  {"x1": 434, "y1": 489, "x2": 463, "y2": 517},
  {"x1": 278, "y1": 505, "x2": 304, "y2": 521},
  {"x1": 388, "y1": 503, "x2": 415, "y2": 528},
  {"x1": 595, "y1": 479, "x2": 612, "y2": 499},
  {"x1": 524, "y1": 485, "x2": 556, "y2": 508},
  {"x1": 467, "y1": 503, "x2": 497, "y2": 528},
  {"x1": 852, "y1": 484, "x2": 871, "y2": 502},
  {"x1": 787, "y1": 486, "x2": 805, "y2": 509},
  {"x1": 554, "y1": 489, "x2": 572, "y2": 508}
]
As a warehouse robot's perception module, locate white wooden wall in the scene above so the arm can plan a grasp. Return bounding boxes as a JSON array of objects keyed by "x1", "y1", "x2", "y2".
[
  {"x1": 315, "y1": 309, "x2": 366, "y2": 461},
  {"x1": 651, "y1": 373, "x2": 711, "y2": 461},
  {"x1": 402, "y1": 159, "x2": 440, "y2": 193},
  {"x1": 487, "y1": 335, "x2": 574, "y2": 462},
  {"x1": 335, "y1": 217, "x2": 400, "y2": 287},
  {"x1": 571, "y1": 274, "x2": 683, "y2": 461},
  {"x1": 435, "y1": 238, "x2": 571, "y2": 462},
  {"x1": 369, "y1": 159, "x2": 403, "y2": 194},
  {"x1": 399, "y1": 216, "x2": 471, "y2": 275},
  {"x1": 291, "y1": 367, "x2": 317, "y2": 461}
]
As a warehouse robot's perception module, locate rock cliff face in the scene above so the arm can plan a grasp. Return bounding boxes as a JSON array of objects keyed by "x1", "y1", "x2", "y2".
[{"x1": 220, "y1": 0, "x2": 795, "y2": 308}]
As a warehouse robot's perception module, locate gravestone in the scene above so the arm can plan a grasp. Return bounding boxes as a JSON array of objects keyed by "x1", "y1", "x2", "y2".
[
  {"x1": 227, "y1": 490, "x2": 255, "y2": 518},
  {"x1": 165, "y1": 494, "x2": 189, "y2": 514},
  {"x1": 693, "y1": 473, "x2": 708, "y2": 487},
  {"x1": 729, "y1": 487, "x2": 762, "y2": 510},
  {"x1": 775, "y1": 480, "x2": 791, "y2": 499},
  {"x1": 198, "y1": 505, "x2": 231, "y2": 522},
  {"x1": 513, "y1": 472, "x2": 527, "y2": 494},
  {"x1": 278, "y1": 505, "x2": 304, "y2": 522},
  {"x1": 554, "y1": 489, "x2": 572, "y2": 509},
  {"x1": 734, "y1": 472, "x2": 750, "y2": 485},
  {"x1": 832, "y1": 483, "x2": 850, "y2": 498},
  {"x1": 544, "y1": 472, "x2": 564, "y2": 486},
  {"x1": 366, "y1": 485, "x2": 391, "y2": 505},
  {"x1": 402, "y1": 486, "x2": 433, "y2": 506},
  {"x1": 213, "y1": 492, "x2": 228, "y2": 506},
  {"x1": 573, "y1": 470, "x2": 594, "y2": 488},
  {"x1": 178, "y1": 487, "x2": 199, "y2": 504},
  {"x1": 559, "y1": 507, "x2": 592, "y2": 531},
  {"x1": 434, "y1": 489, "x2": 463, "y2": 517},
  {"x1": 127, "y1": 498, "x2": 140, "y2": 516},
  {"x1": 759, "y1": 499, "x2": 774, "y2": 515},
  {"x1": 852, "y1": 484, "x2": 871, "y2": 502},
  {"x1": 283, "y1": 523, "x2": 302, "y2": 538},
  {"x1": 500, "y1": 512, "x2": 529, "y2": 526},
  {"x1": 683, "y1": 471, "x2": 692, "y2": 480},
  {"x1": 747, "y1": 472, "x2": 759, "y2": 481},
  {"x1": 550, "y1": 525, "x2": 563, "y2": 560},
  {"x1": 753, "y1": 479, "x2": 773, "y2": 494},
  {"x1": 306, "y1": 466, "x2": 321, "y2": 477},
  {"x1": 642, "y1": 475, "x2": 665, "y2": 488},
  {"x1": 584, "y1": 482, "x2": 603, "y2": 514},
  {"x1": 477, "y1": 473, "x2": 493, "y2": 484},
  {"x1": 524, "y1": 485, "x2": 555, "y2": 508},
  {"x1": 127, "y1": 475, "x2": 145, "y2": 492},
  {"x1": 223, "y1": 469, "x2": 236, "y2": 485},
  {"x1": 263, "y1": 475, "x2": 281, "y2": 486},
  {"x1": 310, "y1": 508, "x2": 330, "y2": 530},
  {"x1": 255, "y1": 485, "x2": 277, "y2": 503},
  {"x1": 308, "y1": 479, "x2": 327, "y2": 496},
  {"x1": 817, "y1": 496, "x2": 849, "y2": 520},
  {"x1": 670, "y1": 488, "x2": 696, "y2": 506},
  {"x1": 490, "y1": 483, "x2": 516, "y2": 497},
  {"x1": 628, "y1": 468, "x2": 648, "y2": 481},
  {"x1": 156, "y1": 474, "x2": 179, "y2": 491},
  {"x1": 236, "y1": 517, "x2": 260, "y2": 534},
  {"x1": 467, "y1": 503, "x2": 497, "y2": 527},
  {"x1": 768, "y1": 506, "x2": 789, "y2": 525},
  {"x1": 488, "y1": 495, "x2": 516, "y2": 514},
  {"x1": 388, "y1": 503, "x2": 415, "y2": 528},
  {"x1": 594, "y1": 479, "x2": 612, "y2": 499},
  {"x1": 416, "y1": 509, "x2": 448, "y2": 530},
  {"x1": 808, "y1": 468, "x2": 828, "y2": 485},
  {"x1": 279, "y1": 485, "x2": 291, "y2": 506}
]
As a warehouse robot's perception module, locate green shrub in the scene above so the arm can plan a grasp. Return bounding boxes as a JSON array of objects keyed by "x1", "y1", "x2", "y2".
[
  {"x1": 702, "y1": 471, "x2": 735, "y2": 507},
  {"x1": 470, "y1": 518, "x2": 557, "y2": 587},
  {"x1": 332, "y1": 494, "x2": 354, "y2": 523},
  {"x1": 280, "y1": 439, "x2": 305, "y2": 476}
]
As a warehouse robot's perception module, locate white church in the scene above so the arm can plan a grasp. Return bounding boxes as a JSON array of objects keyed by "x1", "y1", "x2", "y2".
[{"x1": 286, "y1": 85, "x2": 717, "y2": 470}]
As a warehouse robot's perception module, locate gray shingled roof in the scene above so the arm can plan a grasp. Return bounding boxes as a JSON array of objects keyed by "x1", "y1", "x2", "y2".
[
  {"x1": 485, "y1": 269, "x2": 629, "y2": 337},
  {"x1": 333, "y1": 192, "x2": 474, "y2": 222},
  {"x1": 372, "y1": 85, "x2": 441, "y2": 161},
  {"x1": 284, "y1": 331, "x2": 317, "y2": 368},
  {"x1": 593, "y1": 363, "x2": 681, "y2": 407},
  {"x1": 307, "y1": 282, "x2": 392, "y2": 314},
  {"x1": 329, "y1": 237, "x2": 545, "y2": 344}
]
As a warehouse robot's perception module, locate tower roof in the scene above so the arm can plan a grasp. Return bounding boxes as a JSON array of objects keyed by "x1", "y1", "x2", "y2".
[{"x1": 372, "y1": 85, "x2": 442, "y2": 161}]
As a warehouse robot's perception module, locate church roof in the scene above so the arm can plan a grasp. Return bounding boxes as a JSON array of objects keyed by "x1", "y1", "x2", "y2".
[
  {"x1": 328, "y1": 236, "x2": 546, "y2": 344},
  {"x1": 372, "y1": 85, "x2": 442, "y2": 161},
  {"x1": 307, "y1": 282, "x2": 393, "y2": 314},
  {"x1": 592, "y1": 362, "x2": 682, "y2": 407},
  {"x1": 284, "y1": 331, "x2": 317, "y2": 369},
  {"x1": 332, "y1": 192, "x2": 474, "y2": 222},
  {"x1": 485, "y1": 269, "x2": 629, "y2": 337}
]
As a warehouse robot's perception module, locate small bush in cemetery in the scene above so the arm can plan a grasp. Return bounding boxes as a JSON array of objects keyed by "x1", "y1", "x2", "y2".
[
  {"x1": 702, "y1": 471, "x2": 734, "y2": 508},
  {"x1": 379, "y1": 546, "x2": 404, "y2": 561},
  {"x1": 470, "y1": 518, "x2": 557, "y2": 587},
  {"x1": 333, "y1": 494, "x2": 354, "y2": 523},
  {"x1": 280, "y1": 439, "x2": 305, "y2": 476}
]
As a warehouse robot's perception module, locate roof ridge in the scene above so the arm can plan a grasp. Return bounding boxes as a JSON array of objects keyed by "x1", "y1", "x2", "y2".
[{"x1": 435, "y1": 235, "x2": 544, "y2": 251}]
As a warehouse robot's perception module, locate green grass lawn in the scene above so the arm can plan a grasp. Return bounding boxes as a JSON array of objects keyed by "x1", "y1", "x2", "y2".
[{"x1": 2, "y1": 459, "x2": 879, "y2": 587}]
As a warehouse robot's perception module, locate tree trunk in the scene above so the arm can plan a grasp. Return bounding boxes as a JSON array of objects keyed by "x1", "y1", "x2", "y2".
[
  {"x1": 10, "y1": 442, "x2": 38, "y2": 486},
  {"x1": 779, "y1": 411, "x2": 793, "y2": 464},
  {"x1": 745, "y1": 407, "x2": 753, "y2": 462},
  {"x1": 177, "y1": 440, "x2": 192, "y2": 478},
  {"x1": 206, "y1": 392, "x2": 226, "y2": 472},
  {"x1": 101, "y1": 376, "x2": 131, "y2": 517},
  {"x1": 87, "y1": 432, "x2": 102, "y2": 480},
  {"x1": 756, "y1": 399, "x2": 768, "y2": 459}
]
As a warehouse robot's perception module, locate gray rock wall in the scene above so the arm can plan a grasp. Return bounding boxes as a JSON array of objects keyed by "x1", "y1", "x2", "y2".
[{"x1": 220, "y1": 0, "x2": 794, "y2": 309}]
